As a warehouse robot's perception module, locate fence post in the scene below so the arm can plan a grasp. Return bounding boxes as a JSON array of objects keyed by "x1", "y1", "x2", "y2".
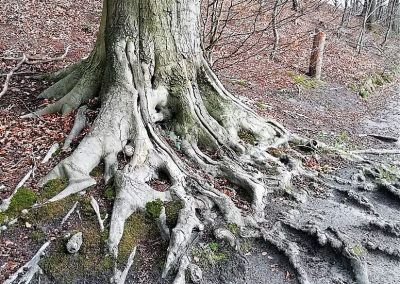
[{"x1": 309, "y1": 30, "x2": 326, "y2": 80}]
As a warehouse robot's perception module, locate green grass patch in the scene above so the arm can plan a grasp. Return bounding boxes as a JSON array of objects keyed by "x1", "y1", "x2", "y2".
[{"x1": 289, "y1": 72, "x2": 323, "y2": 89}]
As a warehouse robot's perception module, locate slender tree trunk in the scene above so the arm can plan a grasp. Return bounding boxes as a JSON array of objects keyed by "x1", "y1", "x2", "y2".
[
  {"x1": 366, "y1": 0, "x2": 377, "y2": 29},
  {"x1": 270, "y1": 0, "x2": 280, "y2": 60}
]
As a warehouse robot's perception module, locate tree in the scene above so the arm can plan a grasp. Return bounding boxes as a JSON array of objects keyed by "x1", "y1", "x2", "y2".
[
  {"x1": 21, "y1": 0, "x2": 288, "y2": 282},
  {"x1": 10, "y1": 0, "x2": 400, "y2": 283}
]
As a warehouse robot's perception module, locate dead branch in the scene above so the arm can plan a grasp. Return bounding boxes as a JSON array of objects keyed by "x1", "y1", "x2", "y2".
[
  {"x1": 1, "y1": 45, "x2": 70, "y2": 64},
  {"x1": 0, "y1": 54, "x2": 27, "y2": 100}
]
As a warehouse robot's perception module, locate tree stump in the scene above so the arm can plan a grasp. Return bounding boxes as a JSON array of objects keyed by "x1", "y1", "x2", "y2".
[{"x1": 309, "y1": 30, "x2": 326, "y2": 80}]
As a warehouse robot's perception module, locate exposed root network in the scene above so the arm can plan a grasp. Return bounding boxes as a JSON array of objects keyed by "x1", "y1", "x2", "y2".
[{"x1": 9, "y1": 43, "x2": 400, "y2": 284}]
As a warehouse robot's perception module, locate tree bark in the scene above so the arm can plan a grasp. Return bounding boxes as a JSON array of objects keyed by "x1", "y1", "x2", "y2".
[{"x1": 309, "y1": 30, "x2": 326, "y2": 80}]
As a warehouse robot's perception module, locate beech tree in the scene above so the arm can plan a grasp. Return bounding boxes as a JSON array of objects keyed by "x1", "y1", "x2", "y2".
[
  {"x1": 21, "y1": 0, "x2": 290, "y2": 282},
  {"x1": 9, "y1": 0, "x2": 400, "y2": 283}
]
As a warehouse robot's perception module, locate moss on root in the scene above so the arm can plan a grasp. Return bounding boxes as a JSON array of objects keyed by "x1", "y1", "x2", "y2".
[
  {"x1": 40, "y1": 178, "x2": 68, "y2": 202},
  {"x1": 118, "y1": 213, "x2": 160, "y2": 263},
  {"x1": 145, "y1": 199, "x2": 163, "y2": 220},
  {"x1": 0, "y1": 187, "x2": 37, "y2": 224},
  {"x1": 197, "y1": 71, "x2": 230, "y2": 126},
  {"x1": 191, "y1": 241, "x2": 229, "y2": 265},
  {"x1": 164, "y1": 200, "x2": 183, "y2": 228},
  {"x1": 90, "y1": 164, "x2": 104, "y2": 178},
  {"x1": 104, "y1": 183, "x2": 115, "y2": 201},
  {"x1": 238, "y1": 128, "x2": 257, "y2": 145}
]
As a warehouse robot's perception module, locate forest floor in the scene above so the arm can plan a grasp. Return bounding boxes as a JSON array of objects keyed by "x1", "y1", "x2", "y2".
[{"x1": 1, "y1": 1, "x2": 400, "y2": 284}]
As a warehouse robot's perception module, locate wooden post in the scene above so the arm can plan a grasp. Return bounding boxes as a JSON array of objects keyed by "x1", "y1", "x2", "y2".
[{"x1": 309, "y1": 30, "x2": 326, "y2": 80}]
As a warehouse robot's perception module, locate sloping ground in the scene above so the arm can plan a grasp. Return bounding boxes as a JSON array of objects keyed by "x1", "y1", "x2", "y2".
[{"x1": 1, "y1": 1, "x2": 400, "y2": 283}]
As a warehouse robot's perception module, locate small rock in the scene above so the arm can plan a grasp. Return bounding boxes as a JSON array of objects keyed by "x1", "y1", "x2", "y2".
[
  {"x1": 25, "y1": 222, "x2": 32, "y2": 228},
  {"x1": 189, "y1": 264, "x2": 202, "y2": 283},
  {"x1": 21, "y1": 209, "x2": 29, "y2": 215},
  {"x1": 193, "y1": 256, "x2": 200, "y2": 263},
  {"x1": 262, "y1": 252, "x2": 268, "y2": 256},
  {"x1": 1, "y1": 225, "x2": 7, "y2": 231},
  {"x1": 66, "y1": 232, "x2": 83, "y2": 253}
]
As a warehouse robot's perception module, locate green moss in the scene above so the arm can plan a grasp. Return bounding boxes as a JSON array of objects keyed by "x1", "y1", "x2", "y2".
[
  {"x1": 353, "y1": 68, "x2": 399, "y2": 99},
  {"x1": 10, "y1": 187, "x2": 37, "y2": 212},
  {"x1": 334, "y1": 131, "x2": 350, "y2": 148},
  {"x1": 192, "y1": 241, "x2": 228, "y2": 265},
  {"x1": 197, "y1": 71, "x2": 230, "y2": 125},
  {"x1": 104, "y1": 183, "x2": 115, "y2": 201},
  {"x1": 227, "y1": 223, "x2": 239, "y2": 235},
  {"x1": 32, "y1": 196, "x2": 78, "y2": 225},
  {"x1": 119, "y1": 213, "x2": 159, "y2": 262},
  {"x1": 145, "y1": 199, "x2": 163, "y2": 220},
  {"x1": 239, "y1": 239, "x2": 253, "y2": 253},
  {"x1": 0, "y1": 187, "x2": 37, "y2": 224},
  {"x1": 90, "y1": 164, "x2": 104, "y2": 178},
  {"x1": 351, "y1": 245, "x2": 364, "y2": 257},
  {"x1": 165, "y1": 200, "x2": 183, "y2": 228},
  {"x1": 231, "y1": 79, "x2": 250, "y2": 87},
  {"x1": 359, "y1": 89, "x2": 370, "y2": 99},
  {"x1": 0, "y1": 213, "x2": 6, "y2": 224},
  {"x1": 238, "y1": 128, "x2": 257, "y2": 145},
  {"x1": 289, "y1": 72, "x2": 322, "y2": 89},
  {"x1": 377, "y1": 165, "x2": 399, "y2": 182},
  {"x1": 40, "y1": 221, "x2": 113, "y2": 283},
  {"x1": 209, "y1": 242, "x2": 219, "y2": 252},
  {"x1": 80, "y1": 196, "x2": 97, "y2": 218},
  {"x1": 40, "y1": 223, "x2": 112, "y2": 282},
  {"x1": 30, "y1": 230, "x2": 46, "y2": 243},
  {"x1": 40, "y1": 178, "x2": 67, "y2": 201}
]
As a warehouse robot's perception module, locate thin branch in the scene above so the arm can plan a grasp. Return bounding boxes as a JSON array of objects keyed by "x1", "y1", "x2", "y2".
[{"x1": 0, "y1": 54, "x2": 27, "y2": 100}]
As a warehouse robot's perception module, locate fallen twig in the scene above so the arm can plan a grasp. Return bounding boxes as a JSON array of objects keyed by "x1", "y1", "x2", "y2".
[
  {"x1": 61, "y1": 201, "x2": 79, "y2": 226},
  {"x1": 1, "y1": 46, "x2": 70, "y2": 64},
  {"x1": 0, "y1": 54, "x2": 27, "y2": 100},
  {"x1": 90, "y1": 196, "x2": 107, "y2": 232}
]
